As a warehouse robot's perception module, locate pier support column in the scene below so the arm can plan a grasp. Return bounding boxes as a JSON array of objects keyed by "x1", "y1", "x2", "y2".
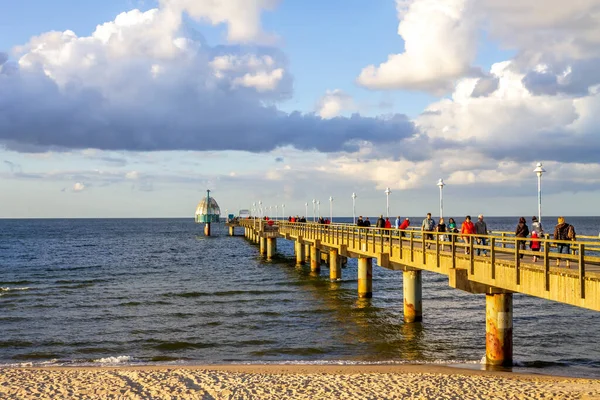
[
  {"x1": 329, "y1": 249, "x2": 341, "y2": 281},
  {"x1": 259, "y1": 236, "x2": 266, "y2": 256},
  {"x1": 486, "y1": 293, "x2": 513, "y2": 366},
  {"x1": 310, "y1": 246, "x2": 320, "y2": 272},
  {"x1": 295, "y1": 241, "x2": 306, "y2": 265},
  {"x1": 267, "y1": 238, "x2": 276, "y2": 260},
  {"x1": 357, "y1": 257, "x2": 373, "y2": 298},
  {"x1": 204, "y1": 223, "x2": 211, "y2": 236},
  {"x1": 305, "y1": 244, "x2": 311, "y2": 260},
  {"x1": 229, "y1": 226, "x2": 235, "y2": 236},
  {"x1": 403, "y1": 270, "x2": 422, "y2": 323}
]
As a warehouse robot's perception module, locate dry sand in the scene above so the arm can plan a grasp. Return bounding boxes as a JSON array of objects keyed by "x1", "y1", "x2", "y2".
[{"x1": 0, "y1": 364, "x2": 599, "y2": 399}]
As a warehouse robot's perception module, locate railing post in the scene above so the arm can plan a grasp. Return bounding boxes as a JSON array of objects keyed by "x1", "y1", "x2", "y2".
[
  {"x1": 422, "y1": 231, "x2": 427, "y2": 265},
  {"x1": 501, "y1": 232, "x2": 506, "y2": 248},
  {"x1": 435, "y1": 234, "x2": 440, "y2": 268},
  {"x1": 544, "y1": 239, "x2": 550, "y2": 291},
  {"x1": 451, "y1": 234, "x2": 456, "y2": 269},
  {"x1": 490, "y1": 237, "x2": 496, "y2": 279},
  {"x1": 380, "y1": 230, "x2": 384, "y2": 253},
  {"x1": 579, "y1": 244, "x2": 585, "y2": 299},
  {"x1": 410, "y1": 231, "x2": 415, "y2": 263},
  {"x1": 469, "y1": 237, "x2": 474, "y2": 275},
  {"x1": 515, "y1": 238, "x2": 520, "y2": 285}
]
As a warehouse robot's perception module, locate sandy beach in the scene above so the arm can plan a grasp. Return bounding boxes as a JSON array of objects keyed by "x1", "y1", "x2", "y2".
[{"x1": 1, "y1": 364, "x2": 599, "y2": 399}]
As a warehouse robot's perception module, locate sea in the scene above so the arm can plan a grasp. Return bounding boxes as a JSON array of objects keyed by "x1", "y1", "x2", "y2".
[{"x1": 1, "y1": 217, "x2": 599, "y2": 378}]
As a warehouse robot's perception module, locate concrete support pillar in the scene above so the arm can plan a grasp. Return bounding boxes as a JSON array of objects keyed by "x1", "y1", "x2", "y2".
[
  {"x1": 310, "y1": 246, "x2": 320, "y2": 272},
  {"x1": 403, "y1": 270, "x2": 422, "y2": 323},
  {"x1": 486, "y1": 293, "x2": 513, "y2": 366},
  {"x1": 259, "y1": 236, "x2": 266, "y2": 256},
  {"x1": 254, "y1": 231, "x2": 259, "y2": 244},
  {"x1": 329, "y1": 249, "x2": 341, "y2": 281},
  {"x1": 245, "y1": 228, "x2": 248, "y2": 238},
  {"x1": 267, "y1": 238, "x2": 276, "y2": 260},
  {"x1": 357, "y1": 257, "x2": 373, "y2": 298},
  {"x1": 204, "y1": 223, "x2": 211, "y2": 236},
  {"x1": 229, "y1": 226, "x2": 234, "y2": 236},
  {"x1": 295, "y1": 241, "x2": 306, "y2": 265},
  {"x1": 305, "y1": 244, "x2": 311, "y2": 260}
]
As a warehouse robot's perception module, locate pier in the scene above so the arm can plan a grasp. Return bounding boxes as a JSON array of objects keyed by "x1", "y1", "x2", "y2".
[{"x1": 227, "y1": 219, "x2": 600, "y2": 367}]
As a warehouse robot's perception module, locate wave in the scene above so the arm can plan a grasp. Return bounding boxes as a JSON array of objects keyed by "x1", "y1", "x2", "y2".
[
  {"x1": 94, "y1": 355, "x2": 136, "y2": 364},
  {"x1": 163, "y1": 289, "x2": 291, "y2": 298},
  {"x1": 0, "y1": 287, "x2": 31, "y2": 292}
]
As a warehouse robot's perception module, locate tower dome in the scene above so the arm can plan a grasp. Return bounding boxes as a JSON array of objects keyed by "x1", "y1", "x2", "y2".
[{"x1": 195, "y1": 190, "x2": 221, "y2": 223}]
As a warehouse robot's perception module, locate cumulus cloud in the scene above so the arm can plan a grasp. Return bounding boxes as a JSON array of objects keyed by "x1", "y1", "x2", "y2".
[
  {"x1": 73, "y1": 182, "x2": 86, "y2": 192},
  {"x1": 317, "y1": 89, "x2": 356, "y2": 119},
  {"x1": 0, "y1": 5, "x2": 415, "y2": 154},
  {"x1": 477, "y1": 0, "x2": 600, "y2": 60},
  {"x1": 161, "y1": 0, "x2": 280, "y2": 44},
  {"x1": 357, "y1": 0, "x2": 478, "y2": 93}
]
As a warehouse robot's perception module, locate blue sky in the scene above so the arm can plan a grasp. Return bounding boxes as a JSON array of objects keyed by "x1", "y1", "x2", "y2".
[{"x1": 1, "y1": 0, "x2": 599, "y2": 218}]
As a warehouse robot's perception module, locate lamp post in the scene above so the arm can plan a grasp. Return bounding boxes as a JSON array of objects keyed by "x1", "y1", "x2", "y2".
[
  {"x1": 312, "y1": 199, "x2": 316, "y2": 222},
  {"x1": 385, "y1": 187, "x2": 391, "y2": 218},
  {"x1": 282, "y1": 204, "x2": 285, "y2": 221},
  {"x1": 534, "y1": 162, "x2": 545, "y2": 224},
  {"x1": 352, "y1": 192, "x2": 357, "y2": 224},
  {"x1": 437, "y1": 178, "x2": 445, "y2": 219},
  {"x1": 317, "y1": 200, "x2": 320, "y2": 218},
  {"x1": 275, "y1": 205, "x2": 278, "y2": 220},
  {"x1": 329, "y1": 196, "x2": 333, "y2": 222},
  {"x1": 252, "y1": 202, "x2": 256, "y2": 217},
  {"x1": 258, "y1": 201, "x2": 262, "y2": 218},
  {"x1": 305, "y1": 202, "x2": 308, "y2": 219}
]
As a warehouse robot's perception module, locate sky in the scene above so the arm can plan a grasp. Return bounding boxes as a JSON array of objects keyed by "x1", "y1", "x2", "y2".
[{"x1": 1, "y1": 0, "x2": 600, "y2": 219}]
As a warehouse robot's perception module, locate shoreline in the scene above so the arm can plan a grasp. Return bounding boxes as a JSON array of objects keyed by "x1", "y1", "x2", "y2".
[{"x1": 2, "y1": 363, "x2": 599, "y2": 399}]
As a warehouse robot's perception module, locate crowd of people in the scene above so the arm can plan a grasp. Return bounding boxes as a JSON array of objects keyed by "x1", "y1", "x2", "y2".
[
  {"x1": 350, "y1": 213, "x2": 577, "y2": 263},
  {"x1": 281, "y1": 213, "x2": 577, "y2": 262}
]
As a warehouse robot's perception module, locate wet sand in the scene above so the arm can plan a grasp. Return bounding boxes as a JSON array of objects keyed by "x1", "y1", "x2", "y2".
[{"x1": 1, "y1": 364, "x2": 599, "y2": 399}]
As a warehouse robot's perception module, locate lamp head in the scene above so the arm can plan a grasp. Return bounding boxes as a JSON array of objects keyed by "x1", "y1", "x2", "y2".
[
  {"x1": 534, "y1": 162, "x2": 545, "y2": 176},
  {"x1": 437, "y1": 178, "x2": 445, "y2": 188},
  {"x1": 385, "y1": 187, "x2": 391, "y2": 195}
]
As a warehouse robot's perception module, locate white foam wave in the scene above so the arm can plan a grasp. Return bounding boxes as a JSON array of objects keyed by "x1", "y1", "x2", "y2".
[
  {"x1": 241, "y1": 359, "x2": 481, "y2": 366},
  {"x1": 94, "y1": 355, "x2": 135, "y2": 364},
  {"x1": 0, "y1": 287, "x2": 31, "y2": 292}
]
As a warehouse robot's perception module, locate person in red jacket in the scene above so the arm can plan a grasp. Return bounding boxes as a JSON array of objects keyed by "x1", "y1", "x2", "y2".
[
  {"x1": 384, "y1": 217, "x2": 392, "y2": 229},
  {"x1": 530, "y1": 230, "x2": 540, "y2": 262},
  {"x1": 460, "y1": 215, "x2": 475, "y2": 254},
  {"x1": 399, "y1": 218, "x2": 410, "y2": 237}
]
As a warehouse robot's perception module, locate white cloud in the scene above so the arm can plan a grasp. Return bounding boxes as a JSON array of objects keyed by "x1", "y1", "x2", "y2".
[
  {"x1": 73, "y1": 182, "x2": 86, "y2": 192},
  {"x1": 357, "y1": 0, "x2": 478, "y2": 93},
  {"x1": 125, "y1": 171, "x2": 140, "y2": 179},
  {"x1": 0, "y1": 5, "x2": 415, "y2": 154},
  {"x1": 160, "y1": 0, "x2": 279, "y2": 44},
  {"x1": 316, "y1": 89, "x2": 356, "y2": 119}
]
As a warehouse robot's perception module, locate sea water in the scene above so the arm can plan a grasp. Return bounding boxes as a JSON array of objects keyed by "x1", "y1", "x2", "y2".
[{"x1": 0, "y1": 217, "x2": 598, "y2": 378}]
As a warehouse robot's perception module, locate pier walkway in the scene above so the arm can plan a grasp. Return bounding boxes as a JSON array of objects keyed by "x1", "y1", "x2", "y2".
[{"x1": 228, "y1": 219, "x2": 600, "y2": 366}]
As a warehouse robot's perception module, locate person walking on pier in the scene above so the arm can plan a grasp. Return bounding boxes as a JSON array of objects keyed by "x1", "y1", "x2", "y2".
[
  {"x1": 357, "y1": 216, "x2": 364, "y2": 227},
  {"x1": 395, "y1": 216, "x2": 401, "y2": 229},
  {"x1": 554, "y1": 217, "x2": 576, "y2": 266},
  {"x1": 364, "y1": 217, "x2": 371, "y2": 227},
  {"x1": 475, "y1": 214, "x2": 489, "y2": 256},
  {"x1": 436, "y1": 218, "x2": 447, "y2": 249},
  {"x1": 530, "y1": 230, "x2": 541, "y2": 262},
  {"x1": 399, "y1": 218, "x2": 410, "y2": 237},
  {"x1": 422, "y1": 213, "x2": 436, "y2": 249},
  {"x1": 515, "y1": 217, "x2": 529, "y2": 259},
  {"x1": 461, "y1": 216, "x2": 475, "y2": 254},
  {"x1": 385, "y1": 217, "x2": 392, "y2": 229},
  {"x1": 532, "y1": 216, "x2": 544, "y2": 236}
]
